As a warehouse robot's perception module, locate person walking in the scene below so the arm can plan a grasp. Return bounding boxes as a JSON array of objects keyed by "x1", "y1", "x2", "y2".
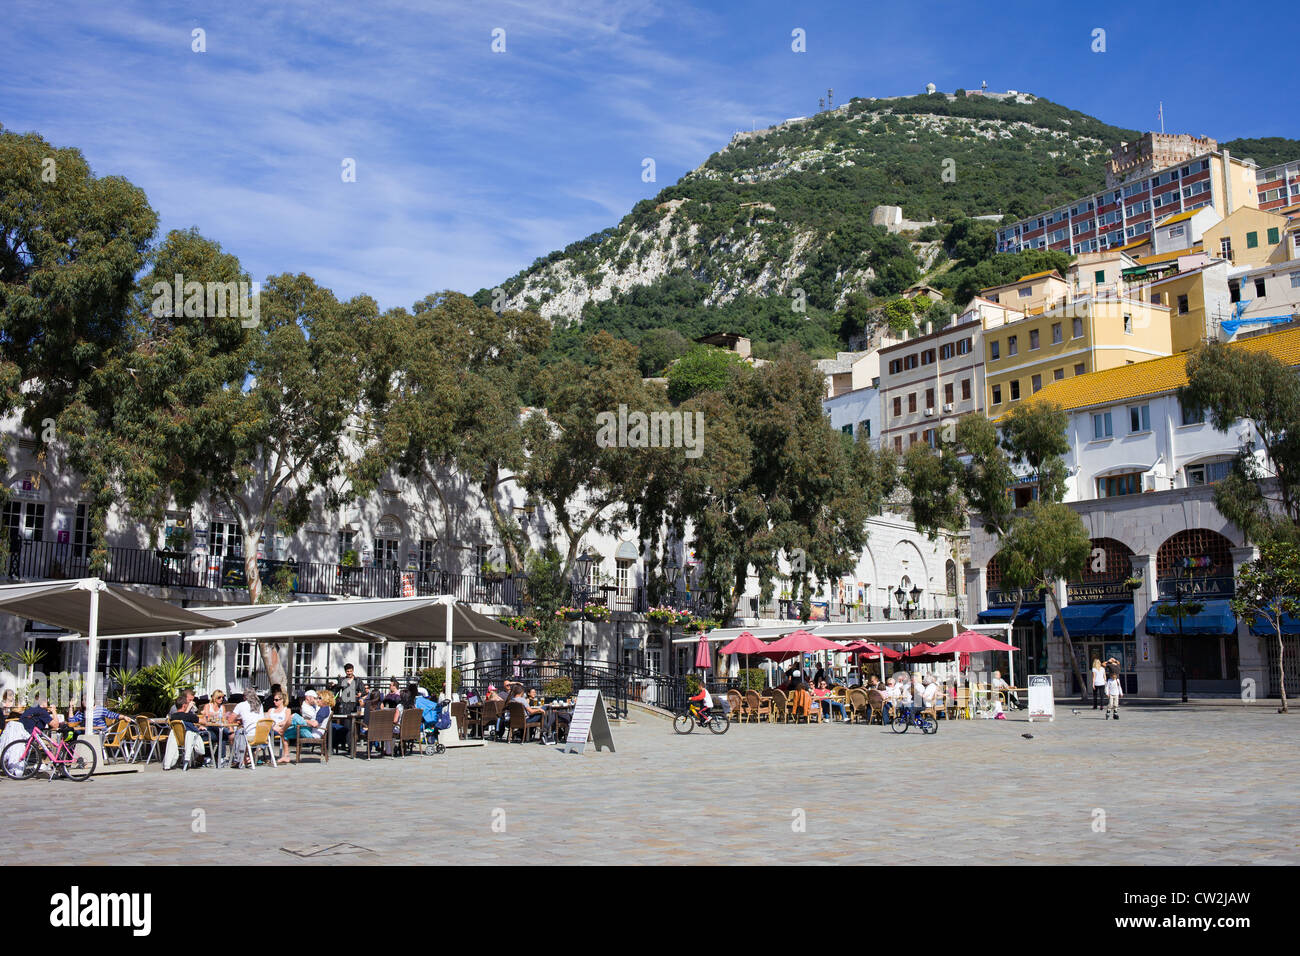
[{"x1": 1091, "y1": 658, "x2": 1106, "y2": 710}]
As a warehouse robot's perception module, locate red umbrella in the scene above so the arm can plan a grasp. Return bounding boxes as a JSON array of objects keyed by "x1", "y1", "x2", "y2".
[
  {"x1": 930, "y1": 630, "x2": 1019, "y2": 656},
  {"x1": 901, "y1": 642, "x2": 938, "y2": 661},
  {"x1": 719, "y1": 632, "x2": 769, "y2": 655},
  {"x1": 693, "y1": 634, "x2": 712, "y2": 670},
  {"x1": 766, "y1": 629, "x2": 843, "y2": 655}
]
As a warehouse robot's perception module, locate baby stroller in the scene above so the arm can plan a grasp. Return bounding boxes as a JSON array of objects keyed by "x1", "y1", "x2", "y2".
[{"x1": 416, "y1": 695, "x2": 448, "y2": 755}]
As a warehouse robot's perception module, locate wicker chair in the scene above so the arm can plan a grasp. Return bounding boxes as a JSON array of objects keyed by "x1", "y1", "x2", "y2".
[
  {"x1": 364, "y1": 708, "x2": 397, "y2": 758},
  {"x1": 451, "y1": 700, "x2": 470, "y2": 737},
  {"x1": 846, "y1": 688, "x2": 870, "y2": 724},
  {"x1": 293, "y1": 718, "x2": 331, "y2": 764},
  {"x1": 768, "y1": 688, "x2": 791, "y2": 723},
  {"x1": 726, "y1": 690, "x2": 745, "y2": 723},
  {"x1": 744, "y1": 690, "x2": 771, "y2": 723},
  {"x1": 866, "y1": 689, "x2": 887, "y2": 725},
  {"x1": 506, "y1": 702, "x2": 542, "y2": 743},
  {"x1": 396, "y1": 709, "x2": 422, "y2": 755}
]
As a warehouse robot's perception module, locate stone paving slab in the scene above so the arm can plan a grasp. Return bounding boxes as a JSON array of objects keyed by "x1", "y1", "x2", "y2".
[{"x1": 1, "y1": 705, "x2": 1295, "y2": 865}]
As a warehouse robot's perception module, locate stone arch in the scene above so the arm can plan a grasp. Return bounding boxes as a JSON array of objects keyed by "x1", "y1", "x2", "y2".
[
  {"x1": 1077, "y1": 537, "x2": 1135, "y2": 583},
  {"x1": 891, "y1": 538, "x2": 930, "y2": 596},
  {"x1": 1156, "y1": 529, "x2": 1234, "y2": 580}
]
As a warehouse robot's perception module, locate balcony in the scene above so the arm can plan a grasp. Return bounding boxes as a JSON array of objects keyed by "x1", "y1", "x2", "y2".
[{"x1": 6, "y1": 539, "x2": 525, "y2": 610}]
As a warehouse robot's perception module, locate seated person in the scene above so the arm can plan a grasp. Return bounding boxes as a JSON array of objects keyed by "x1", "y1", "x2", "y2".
[
  {"x1": 69, "y1": 697, "x2": 124, "y2": 733},
  {"x1": 19, "y1": 694, "x2": 65, "y2": 735},
  {"x1": 990, "y1": 670, "x2": 1017, "y2": 712},
  {"x1": 814, "y1": 680, "x2": 847, "y2": 722},
  {"x1": 881, "y1": 678, "x2": 899, "y2": 721},
  {"x1": 383, "y1": 679, "x2": 402, "y2": 707},
  {"x1": 284, "y1": 689, "x2": 332, "y2": 760}
]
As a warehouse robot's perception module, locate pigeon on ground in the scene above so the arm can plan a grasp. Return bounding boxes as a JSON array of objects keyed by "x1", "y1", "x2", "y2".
[
  {"x1": 1071, "y1": 709, "x2": 1080, "y2": 716},
  {"x1": 1021, "y1": 733, "x2": 1034, "y2": 739}
]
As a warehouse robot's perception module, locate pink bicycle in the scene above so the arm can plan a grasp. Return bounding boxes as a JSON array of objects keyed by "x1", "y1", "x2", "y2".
[{"x1": 2, "y1": 726, "x2": 97, "y2": 781}]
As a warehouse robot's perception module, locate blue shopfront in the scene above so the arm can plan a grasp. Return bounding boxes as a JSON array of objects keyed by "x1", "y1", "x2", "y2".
[
  {"x1": 1150, "y1": 530, "x2": 1241, "y2": 696},
  {"x1": 1056, "y1": 538, "x2": 1141, "y2": 694}
]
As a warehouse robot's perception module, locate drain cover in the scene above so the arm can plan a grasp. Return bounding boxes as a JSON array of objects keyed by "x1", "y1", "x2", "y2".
[{"x1": 280, "y1": 842, "x2": 374, "y2": 858}]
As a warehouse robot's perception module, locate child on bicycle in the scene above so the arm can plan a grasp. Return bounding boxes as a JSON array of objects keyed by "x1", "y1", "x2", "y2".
[{"x1": 689, "y1": 683, "x2": 713, "y2": 722}]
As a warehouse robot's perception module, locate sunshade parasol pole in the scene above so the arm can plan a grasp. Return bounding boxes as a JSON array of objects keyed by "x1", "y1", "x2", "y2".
[
  {"x1": 85, "y1": 581, "x2": 102, "y2": 718},
  {"x1": 444, "y1": 598, "x2": 455, "y2": 701},
  {"x1": 1006, "y1": 623, "x2": 1015, "y2": 687}
]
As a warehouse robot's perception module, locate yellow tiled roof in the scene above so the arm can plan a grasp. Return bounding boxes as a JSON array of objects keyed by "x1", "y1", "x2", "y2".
[
  {"x1": 1010, "y1": 326, "x2": 1300, "y2": 415},
  {"x1": 979, "y1": 270, "x2": 1063, "y2": 293},
  {"x1": 1155, "y1": 209, "x2": 1199, "y2": 226},
  {"x1": 1118, "y1": 238, "x2": 1151, "y2": 251},
  {"x1": 1134, "y1": 244, "x2": 1205, "y2": 267}
]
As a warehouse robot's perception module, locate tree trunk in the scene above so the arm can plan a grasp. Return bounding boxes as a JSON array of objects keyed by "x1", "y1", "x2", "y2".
[
  {"x1": 1277, "y1": 626, "x2": 1289, "y2": 714},
  {"x1": 1046, "y1": 587, "x2": 1090, "y2": 702},
  {"x1": 242, "y1": 524, "x2": 288, "y2": 690},
  {"x1": 479, "y1": 464, "x2": 524, "y2": 572}
]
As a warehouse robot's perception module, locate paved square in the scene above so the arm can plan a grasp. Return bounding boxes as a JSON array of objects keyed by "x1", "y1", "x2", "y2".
[{"x1": 2, "y1": 705, "x2": 1295, "y2": 865}]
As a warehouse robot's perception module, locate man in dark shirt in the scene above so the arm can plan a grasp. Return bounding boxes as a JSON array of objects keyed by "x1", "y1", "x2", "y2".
[{"x1": 336, "y1": 663, "x2": 365, "y2": 715}]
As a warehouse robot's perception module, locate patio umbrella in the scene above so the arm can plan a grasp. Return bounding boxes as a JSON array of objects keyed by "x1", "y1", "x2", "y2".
[
  {"x1": 930, "y1": 629, "x2": 1018, "y2": 693},
  {"x1": 766, "y1": 629, "x2": 843, "y2": 655},
  {"x1": 720, "y1": 631, "x2": 769, "y2": 692},
  {"x1": 694, "y1": 633, "x2": 712, "y2": 670}
]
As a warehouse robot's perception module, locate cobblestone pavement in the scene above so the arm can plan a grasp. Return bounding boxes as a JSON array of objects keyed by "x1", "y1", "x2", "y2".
[{"x1": 3, "y1": 704, "x2": 1296, "y2": 865}]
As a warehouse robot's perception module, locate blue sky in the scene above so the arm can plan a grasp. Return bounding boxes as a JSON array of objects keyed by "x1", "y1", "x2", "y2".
[{"x1": 3, "y1": 0, "x2": 1295, "y2": 310}]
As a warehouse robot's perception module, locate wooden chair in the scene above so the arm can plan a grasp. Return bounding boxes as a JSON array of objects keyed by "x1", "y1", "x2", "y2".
[
  {"x1": 506, "y1": 702, "x2": 542, "y2": 743},
  {"x1": 293, "y1": 718, "x2": 331, "y2": 764},
  {"x1": 364, "y1": 708, "x2": 397, "y2": 757},
  {"x1": 244, "y1": 718, "x2": 277, "y2": 768},
  {"x1": 953, "y1": 688, "x2": 972, "y2": 720},
  {"x1": 451, "y1": 700, "x2": 470, "y2": 737},
  {"x1": 101, "y1": 717, "x2": 137, "y2": 764},
  {"x1": 396, "y1": 709, "x2": 422, "y2": 755},
  {"x1": 479, "y1": 699, "x2": 504, "y2": 739},
  {"x1": 866, "y1": 689, "x2": 886, "y2": 725},
  {"x1": 744, "y1": 690, "x2": 770, "y2": 723},
  {"x1": 768, "y1": 688, "x2": 789, "y2": 723}
]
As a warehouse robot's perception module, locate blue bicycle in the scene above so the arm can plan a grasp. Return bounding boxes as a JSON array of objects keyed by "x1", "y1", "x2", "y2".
[{"x1": 891, "y1": 707, "x2": 937, "y2": 735}]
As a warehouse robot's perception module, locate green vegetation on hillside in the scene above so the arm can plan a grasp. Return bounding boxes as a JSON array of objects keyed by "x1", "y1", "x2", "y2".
[{"x1": 1222, "y1": 137, "x2": 1300, "y2": 169}]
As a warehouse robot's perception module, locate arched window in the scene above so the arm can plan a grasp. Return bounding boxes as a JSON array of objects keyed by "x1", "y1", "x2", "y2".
[
  {"x1": 374, "y1": 515, "x2": 403, "y2": 570},
  {"x1": 1156, "y1": 529, "x2": 1233, "y2": 580}
]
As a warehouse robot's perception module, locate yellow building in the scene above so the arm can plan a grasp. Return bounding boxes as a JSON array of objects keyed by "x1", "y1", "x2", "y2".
[
  {"x1": 982, "y1": 291, "x2": 1172, "y2": 412},
  {"x1": 978, "y1": 270, "x2": 1070, "y2": 312},
  {"x1": 1200, "y1": 206, "x2": 1290, "y2": 270},
  {"x1": 1136, "y1": 261, "x2": 1232, "y2": 352}
]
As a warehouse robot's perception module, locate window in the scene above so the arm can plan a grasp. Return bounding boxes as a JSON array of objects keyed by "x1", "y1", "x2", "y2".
[
  {"x1": 1220, "y1": 237, "x2": 1232, "y2": 259},
  {"x1": 1255, "y1": 278, "x2": 1266, "y2": 297},
  {"x1": 923, "y1": 428, "x2": 938, "y2": 448},
  {"x1": 889, "y1": 359, "x2": 902, "y2": 375},
  {"x1": 235, "y1": 642, "x2": 254, "y2": 680},
  {"x1": 1018, "y1": 287, "x2": 1033, "y2": 298},
  {"x1": 1009, "y1": 379, "x2": 1020, "y2": 401},
  {"x1": 1123, "y1": 313, "x2": 1133, "y2": 334},
  {"x1": 908, "y1": 393, "x2": 917, "y2": 413},
  {"x1": 1168, "y1": 224, "x2": 1185, "y2": 238},
  {"x1": 957, "y1": 338, "x2": 972, "y2": 355},
  {"x1": 475, "y1": 544, "x2": 490, "y2": 586},
  {"x1": 1074, "y1": 362, "x2": 1086, "y2": 376},
  {"x1": 1072, "y1": 318, "x2": 1084, "y2": 338},
  {"x1": 1092, "y1": 412, "x2": 1113, "y2": 440},
  {"x1": 909, "y1": 433, "x2": 918, "y2": 447},
  {"x1": 1291, "y1": 272, "x2": 1300, "y2": 289},
  {"x1": 991, "y1": 384, "x2": 1002, "y2": 405},
  {"x1": 418, "y1": 538, "x2": 437, "y2": 571},
  {"x1": 841, "y1": 423, "x2": 853, "y2": 436},
  {"x1": 1150, "y1": 292, "x2": 1162, "y2": 306},
  {"x1": 365, "y1": 642, "x2": 385, "y2": 681},
  {"x1": 1052, "y1": 322, "x2": 1062, "y2": 344},
  {"x1": 939, "y1": 343, "x2": 954, "y2": 360},
  {"x1": 1029, "y1": 330, "x2": 1039, "y2": 350},
  {"x1": 404, "y1": 642, "x2": 434, "y2": 674},
  {"x1": 1177, "y1": 294, "x2": 1189, "y2": 314},
  {"x1": 72, "y1": 503, "x2": 90, "y2": 560},
  {"x1": 1180, "y1": 400, "x2": 1205, "y2": 425},
  {"x1": 1007, "y1": 336, "x2": 1018, "y2": 356},
  {"x1": 1229, "y1": 279, "x2": 1241, "y2": 303},
  {"x1": 209, "y1": 520, "x2": 240, "y2": 560},
  {"x1": 921, "y1": 349, "x2": 936, "y2": 365},
  {"x1": 961, "y1": 379, "x2": 971, "y2": 400},
  {"x1": 337, "y1": 530, "x2": 356, "y2": 564},
  {"x1": 1098, "y1": 473, "x2": 1142, "y2": 498},
  {"x1": 374, "y1": 516, "x2": 401, "y2": 570},
  {"x1": 1246, "y1": 231, "x2": 1258, "y2": 249},
  {"x1": 1186, "y1": 460, "x2": 1232, "y2": 486},
  {"x1": 1031, "y1": 374, "x2": 1042, "y2": 393},
  {"x1": 860, "y1": 420, "x2": 871, "y2": 437},
  {"x1": 944, "y1": 383, "x2": 954, "y2": 404},
  {"x1": 1267, "y1": 227, "x2": 1280, "y2": 245},
  {"x1": 2, "y1": 501, "x2": 45, "y2": 544},
  {"x1": 1128, "y1": 404, "x2": 1150, "y2": 432},
  {"x1": 1094, "y1": 269, "x2": 1106, "y2": 284},
  {"x1": 990, "y1": 341, "x2": 1000, "y2": 360},
  {"x1": 97, "y1": 639, "x2": 125, "y2": 674},
  {"x1": 293, "y1": 643, "x2": 314, "y2": 684},
  {"x1": 1053, "y1": 368, "x2": 1064, "y2": 381},
  {"x1": 925, "y1": 388, "x2": 934, "y2": 409},
  {"x1": 893, "y1": 436, "x2": 903, "y2": 453},
  {"x1": 892, "y1": 397, "x2": 902, "y2": 417}
]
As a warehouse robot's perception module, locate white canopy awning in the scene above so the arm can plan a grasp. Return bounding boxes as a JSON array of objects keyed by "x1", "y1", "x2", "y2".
[
  {"x1": 814, "y1": 619, "x2": 960, "y2": 644},
  {"x1": 0, "y1": 579, "x2": 236, "y2": 638},
  {"x1": 185, "y1": 595, "x2": 532, "y2": 645}
]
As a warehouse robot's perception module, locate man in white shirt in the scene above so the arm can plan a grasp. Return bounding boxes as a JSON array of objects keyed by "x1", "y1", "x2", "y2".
[
  {"x1": 912, "y1": 675, "x2": 926, "y2": 712},
  {"x1": 922, "y1": 675, "x2": 939, "y2": 711}
]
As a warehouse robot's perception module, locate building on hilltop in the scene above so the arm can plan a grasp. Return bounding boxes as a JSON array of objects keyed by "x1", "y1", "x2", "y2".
[
  {"x1": 1106, "y1": 132, "x2": 1219, "y2": 189},
  {"x1": 996, "y1": 142, "x2": 1259, "y2": 257}
]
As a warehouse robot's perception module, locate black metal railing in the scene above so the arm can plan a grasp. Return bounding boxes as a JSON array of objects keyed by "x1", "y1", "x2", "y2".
[
  {"x1": 457, "y1": 657, "x2": 689, "y2": 718},
  {"x1": 6, "y1": 539, "x2": 526, "y2": 609}
]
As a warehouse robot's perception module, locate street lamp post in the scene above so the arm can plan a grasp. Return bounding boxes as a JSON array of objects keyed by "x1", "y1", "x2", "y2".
[
  {"x1": 665, "y1": 559, "x2": 681, "y2": 675},
  {"x1": 574, "y1": 552, "x2": 596, "y2": 673}
]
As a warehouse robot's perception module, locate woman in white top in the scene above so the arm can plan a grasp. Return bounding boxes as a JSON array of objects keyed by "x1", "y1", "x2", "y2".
[
  {"x1": 266, "y1": 692, "x2": 293, "y2": 763},
  {"x1": 1091, "y1": 658, "x2": 1106, "y2": 710}
]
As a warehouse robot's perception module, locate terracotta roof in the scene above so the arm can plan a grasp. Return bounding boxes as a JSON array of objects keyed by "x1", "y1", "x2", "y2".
[{"x1": 1010, "y1": 326, "x2": 1300, "y2": 416}]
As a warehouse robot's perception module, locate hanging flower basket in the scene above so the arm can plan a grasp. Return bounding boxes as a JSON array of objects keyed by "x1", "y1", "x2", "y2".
[
  {"x1": 557, "y1": 606, "x2": 584, "y2": 621},
  {"x1": 1123, "y1": 577, "x2": 1143, "y2": 591},
  {"x1": 582, "y1": 603, "x2": 612, "y2": 622},
  {"x1": 646, "y1": 606, "x2": 678, "y2": 625}
]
